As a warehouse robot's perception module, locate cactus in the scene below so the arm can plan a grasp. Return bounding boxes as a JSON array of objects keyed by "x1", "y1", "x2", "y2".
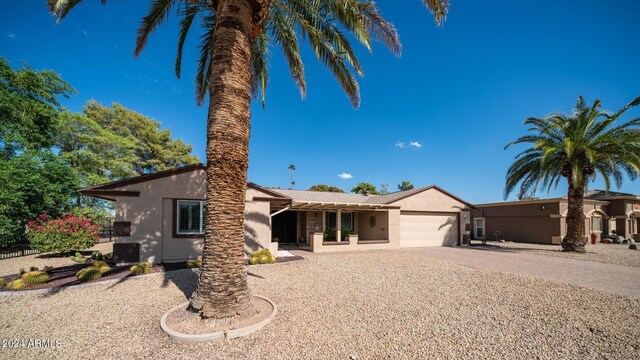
[
  {"x1": 104, "y1": 252, "x2": 113, "y2": 260},
  {"x1": 7, "y1": 279, "x2": 26, "y2": 290},
  {"x1": 130, "y1": 265, "x2": 144, "y2": 275},
  {"x1": 268, "y1": 255, "x2": 277, "y2": 264},
  {"x1": 138, "y1": 261, "x2": 152, "y2": 270},
  {"x1": 29, "y1": 266, "x2": 39, "y2": 272},
  {"x1": 43, "y1": 266, "x2": 53, "y2": 274},
  {"x1": 249, "y1": 257, "x2": 259, "y2": 265},
  {"x1": 19, "y1": 268, "x2": 25, "y2": 276},
  {"x1": 91, "y1": 251, "x2": 103, "y2": 261},
  {"x1": 70, "y1": 255, "x2": 89, "y2": 264},
  {"x1": 98, "y1": 265, "x2": 111, "y2": 274},
  {"x1": 258, "y1": 254, "x2": 269, "y2": 264},
  {"x1": 0, "y1": 278, "x2": 5, "y2": 287},
  {"x1": 20, "y1": 271, "x2": 49, "y2": 285},
  {"x1": 92, "y1": 261, "x2": 107, "y2": 268},
  {"x1": 76, "y1": 267, "x2": 102, "y2": 282},
  {"x1": 196, "y1": 257, "x2": 202, "y2": 267}
]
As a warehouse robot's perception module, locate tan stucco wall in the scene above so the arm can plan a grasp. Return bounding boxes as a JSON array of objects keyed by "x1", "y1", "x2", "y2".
[
  {"x1": 357, "y1": 211, "x2": 389, "y2": 241},
  {"x1": 113, "y1": 170, "x2": 275, "y2": 263}
]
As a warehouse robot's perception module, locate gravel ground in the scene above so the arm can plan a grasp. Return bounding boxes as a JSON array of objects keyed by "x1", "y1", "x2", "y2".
[
  {"x1": 471, "y1": 240, "x2": 640, "y2": 268},
  {"x1": 0, "y1": 250, "x2": 638, "y2": 359},
  {"x1": 0, "y1": 243, "x2": 113, "y2": 276}
]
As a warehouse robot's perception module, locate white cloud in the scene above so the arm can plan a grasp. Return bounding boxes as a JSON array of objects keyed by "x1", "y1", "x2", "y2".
[
  {"x1": 78, "y1": 28, "x2": 88, "y2": 36},
  {"x1": 409, "y1": 141, "x2": 423, "y2": 148},
  {"x1": 337, "y1": 172, "x2": 353, "y2": 179},
  {"x1": 395, "y1": 141, "x2": 406, "y2": 148},
  {"x1": 7, "y1": 33, "x2": 16, "y2": 39}
]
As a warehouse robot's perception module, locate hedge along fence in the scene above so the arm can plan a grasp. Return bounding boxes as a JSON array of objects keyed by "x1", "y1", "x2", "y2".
[{"x1": 26, "y1": 213, "x2": 101, "y2": 255}]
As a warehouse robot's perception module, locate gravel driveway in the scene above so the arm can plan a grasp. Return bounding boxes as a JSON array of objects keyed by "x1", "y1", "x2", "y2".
[{"x1": 1, "y1": 250, "x2": 638, "y2": 359}]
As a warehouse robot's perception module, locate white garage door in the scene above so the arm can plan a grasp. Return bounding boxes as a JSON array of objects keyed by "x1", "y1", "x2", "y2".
[{"x1": 400, "y1": 212, "x2": 458, "y2": 247}]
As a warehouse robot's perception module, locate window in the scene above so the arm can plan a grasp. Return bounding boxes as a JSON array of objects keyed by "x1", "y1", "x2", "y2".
[
  {"x1": 176, "y1": 200, "x2": 205, "y2": 235},
  {"x1": 327, "y1": 212, "x2": 353, "y2": 231},
  {"x1": 592, "y1": 216, "x2": 603, "y2": 232},
  {"x1": 475, "y1": 219, "x2": 484, "y2": 239}
]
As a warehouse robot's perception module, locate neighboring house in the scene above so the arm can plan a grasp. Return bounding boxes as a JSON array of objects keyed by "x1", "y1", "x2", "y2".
[
  {"x1": 80, "y1": 164, "x2": 474, "y2": 263},
  {"x1": 470, "y1": 190, "x2": 640, "y2": 244}
]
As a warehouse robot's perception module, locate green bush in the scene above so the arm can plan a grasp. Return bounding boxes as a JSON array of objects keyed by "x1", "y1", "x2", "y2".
[
  {"x1": 323, "y1": 227, "x2": 352, "y2": 241},
  {"x1": 20, "y1": 271, "x2": 49, "y2": 285},
  {"x1": 7, "y1": 279, "x2": 26, "y2": 290},
  {"x1": 76, "y1": 267, "x2": 102, "y2": 282},
  {"x1": 27, "y1": 214, "x2": 100, "y2": 254}
]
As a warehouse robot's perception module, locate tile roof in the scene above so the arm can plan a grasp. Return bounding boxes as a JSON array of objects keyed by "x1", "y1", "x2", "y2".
[
  {"x1": 583, "y1": 189, "x2": 639, "y2": 200},
  {"x1": 271, "y1": 189, "x2": 379, "y2": 204}
]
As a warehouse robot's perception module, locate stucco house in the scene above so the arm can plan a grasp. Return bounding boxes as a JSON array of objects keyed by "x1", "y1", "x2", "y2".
[
  {"x1": 80, "y1": 164, "x2": 474, "y2": 263},
  {"x1": 470, "y1": 190, "x2": 640, "y2": 244}
]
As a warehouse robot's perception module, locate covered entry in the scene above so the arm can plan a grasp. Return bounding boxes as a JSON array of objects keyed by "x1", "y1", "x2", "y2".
[{"x1": 400, "y1": 211, "x2": 459, "y2": 247}]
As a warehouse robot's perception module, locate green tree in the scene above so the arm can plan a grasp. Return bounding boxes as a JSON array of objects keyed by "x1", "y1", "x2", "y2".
[
  {"x1": 0, "y1": 150, "x2": 77, "y2": 237},
  {"x1": 0, "y1": 57, "x2": 76, "y2": 158},
  {"x1": 505, "y1": 96, "x2": 640, "y2": 252},
  {"x1": 308, "y1": 184, "x2": 345, "y2": 193},
  {"x1": 398, "y1": 181, "x2": 414, "y2": 191},
  {"x1": 83, "y1": 101, "x2": 200, "y2": 175},
  {"x1": 49, "y1": 0, "x2": 449, "y2": 320},
  {"x1": 351, "y1": 182, "x2": 381, "y2": 195},
  {"x1": 288, "y1": 164, "x2": 296, "y2": 189},
  {"x1": 380, "y1": 183, "x2": 389, "y2": 194}
]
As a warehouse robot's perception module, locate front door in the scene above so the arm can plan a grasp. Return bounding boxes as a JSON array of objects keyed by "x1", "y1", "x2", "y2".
[
  {"x1": 474, "y1": 219, "x2": 484, "y2": 239},
  {"x1": 272, "y1": 211, "x2": 297, "y2": 243}
]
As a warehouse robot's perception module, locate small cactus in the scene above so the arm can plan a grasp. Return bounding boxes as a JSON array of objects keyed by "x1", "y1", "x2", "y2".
[
  {"x1": 19, "y1": 268, "x2": 25, "y2": 276},
  {"x1": 92, "y1": 261, "x2": 107, "y2": 268},
  {"x1": 20, "y1": 271, "x2": 49, "y2": 285},
  {"x1": 7, "y1": 279, "x2": 26, "y2": 290},
  {"x1": 77, "y1": 267, "x2": 102, "y2": 282},
  {"x1": 29, "y1": 266, "x2": 39, "y2": 272},
  {"x1": 139, "y1": 261, "x2": 152, "y2": 270},
  {"x1": 104, "y1": 252, "x2": 113, "y2": 260},
  {"x1": 0, "y1": 278, "x2": 5, "y2": 287},
  {"x1": 130, "y1": 265, "x2": 144, "y2": 275},
  {"x1": 258, "y1": 254, "x2": 269, "y2": 264},
  {"x1": 268, "y1": 255, "x2": 277, "y2": 264},
  {"x1": 249, "y1": 257, "x2": 259, "y2": 265},
  {"x1": 70, "y1": 255, "x2": 88, "y2": 264},
  {"x1": 42, "y1": 266, "x2": 53, "y2": 274},
  {"x1": 98, "y1": 265, "x2": 111, "y2": 274},
  {"x1": 91, "y1": 251, "x2": 103, "y2": 261}
]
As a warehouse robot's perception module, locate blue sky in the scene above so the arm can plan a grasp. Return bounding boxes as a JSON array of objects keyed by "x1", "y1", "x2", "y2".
[{"x1": 2, "y1": 1, "x2": 639, "y2": 203}]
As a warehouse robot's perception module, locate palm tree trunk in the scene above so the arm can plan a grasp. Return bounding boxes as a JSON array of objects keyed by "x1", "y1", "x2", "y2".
[
  {"x1": 188, "y1": 0, "x2": 256, "y2": 320},
  {"x1": 562, "y1": 179, "x2": 587, "y2": 253}
]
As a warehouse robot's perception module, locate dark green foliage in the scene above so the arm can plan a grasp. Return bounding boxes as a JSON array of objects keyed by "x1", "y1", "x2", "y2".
[
  {"x1": 43, "y1": 266, "x2": 53, "y2": 274},
  {"x1": 308, "y1": 184, "x2": 345, "y2": 193},
  {"x1": 351, "y1": 183, "x2": 381, "y2": 195},
  {"x1": 323, "y1": 227, "x2": 353, "y2": 241},
  {"x1": 104, "y1": 253, "x2": 113, "y2": 261},
  {"x1": 76, "y1": 267, "x2": 102, "y2": 282},
  {"x1": 398, "y1": 181, "x2": 414, "y2": 191},
  {"x1": 91, "y1": 251, "x2": 103, "y2": 261},
  {"x1": 29, "y1": 266, "x2": 39, "y2": 272}
]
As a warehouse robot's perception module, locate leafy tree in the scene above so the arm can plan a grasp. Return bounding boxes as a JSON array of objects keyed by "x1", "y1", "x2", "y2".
[
  {"x1": 49, "y1": 0, "x2": 449, "y2": 320},
  {"x1": 308, "y1": 184, "x2": 345, "y2": 193},
  {"x1": 505, "y1": 96, "x2": 640, "y2": 252},
  {"x1": 0, "y1": 57, "x2": 76, "y2": 158},
  {"x1": 83, "y1": 101, "x2": 199, "y2": 175},
  {"x1": 398, "y1": 181, "x2": 414, "y2": 191},
  {"x1": 351, "y1": 182, "x2": 381, "y2": 195},
  {"x1": 0, "y1": 150, "x2": 78, "y2": 237}
]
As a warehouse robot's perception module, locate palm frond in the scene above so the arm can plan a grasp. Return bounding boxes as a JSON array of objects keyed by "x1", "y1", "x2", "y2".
[
  {"x1": 175, "y1": 4, "x2": 199, "y2": 79},
  {"x1": 134, "y1": 0, "x2": 178, "y2": 57}
]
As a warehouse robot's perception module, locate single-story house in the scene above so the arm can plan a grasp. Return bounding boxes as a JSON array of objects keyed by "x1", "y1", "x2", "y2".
[
  {"x1": 470, "y1": 190, "x2": 640, "y2": 244},
  {"x1": 80, "y1": 164, "x2": 474, "y2": 263}
]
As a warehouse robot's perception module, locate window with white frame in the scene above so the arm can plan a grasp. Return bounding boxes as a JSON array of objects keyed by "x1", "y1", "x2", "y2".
[
  {"x1": 474, "y1": 218, "x2": 484, "y2": 239},
  {"x1": 176, "y1": 200, "x2": 205, "y2": 235},
  {"x1": 591, "y1": 216, "x2": 603, "y2": 232}
]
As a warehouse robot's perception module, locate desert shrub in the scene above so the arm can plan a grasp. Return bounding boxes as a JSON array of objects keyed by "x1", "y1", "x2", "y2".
[
  {"x1": 323, "y1": 227, "x2": 352, "y2": 241},
  {"x1": 76, "y1": 267, "x2": 102, "y2": 282},
  {"x1": 249, "y1": 249, "x2": 277, "y2": 265},
  {"x1": 27, "y1": 213, "x2": 100, "y2": 254},
  {"x1": 130, "y1": 262, "x2": 153, "y2": 275},
  {"x1": 20, "y1": 271, "x2": 49, "y2": 285},
  {"x1": 7, "y1": 279, "x2": 26, "y2": 290}
]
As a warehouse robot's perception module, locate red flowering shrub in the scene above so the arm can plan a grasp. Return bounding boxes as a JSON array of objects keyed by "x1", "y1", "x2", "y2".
[{"x1": 27, "y1": 214, "x2": 100, "y2": 254}]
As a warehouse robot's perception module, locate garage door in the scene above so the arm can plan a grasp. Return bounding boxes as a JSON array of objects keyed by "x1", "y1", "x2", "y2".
[{"x1": 400, "y1": 212, "x2": 458, "y2": 247}]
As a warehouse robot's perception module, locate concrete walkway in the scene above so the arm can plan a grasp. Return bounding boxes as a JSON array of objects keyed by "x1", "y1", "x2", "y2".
[{"x1": 405, "y1": 246, "x2": 640, "y2": 299}]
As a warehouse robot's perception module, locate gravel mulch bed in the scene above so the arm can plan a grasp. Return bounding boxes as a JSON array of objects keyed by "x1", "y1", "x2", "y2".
[
  {"x1": 0, "y1": 250, "x2": 638, "y2": 359},
  {"x1": 0, "y1": 243, "x2": 114, "y2": 276},
  {"x1": 471, "y1": 240, "x2": 640, "y2": 268}
]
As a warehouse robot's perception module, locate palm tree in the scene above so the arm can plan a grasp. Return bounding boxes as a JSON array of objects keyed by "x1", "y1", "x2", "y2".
[
  {"x1": 288, "y1": 164, "x2": 296, "y2": 189},
  {"x1": 505, "y1": 96, "x2": 640, "y2": 252},
  {"x1": 351, "y1": 182, "x2": 380, "y2": 195},
  {"x1": 398, "y1": 181, "x2": 414, "y2": 191},
  {"x1": 48, "y1": 0, "x2": 450, "y2": 320}
]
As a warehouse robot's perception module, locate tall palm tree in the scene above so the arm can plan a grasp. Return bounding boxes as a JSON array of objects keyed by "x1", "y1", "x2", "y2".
[
  {"x1": 288, "y1": 164, "x2": 296, "y2": 189},
  {"x1": 48, "y1": 0, "x2": 450, "y2": 320},
  {"x1": 505, "y1": 96, "x2": 640, "y2": 252}
]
